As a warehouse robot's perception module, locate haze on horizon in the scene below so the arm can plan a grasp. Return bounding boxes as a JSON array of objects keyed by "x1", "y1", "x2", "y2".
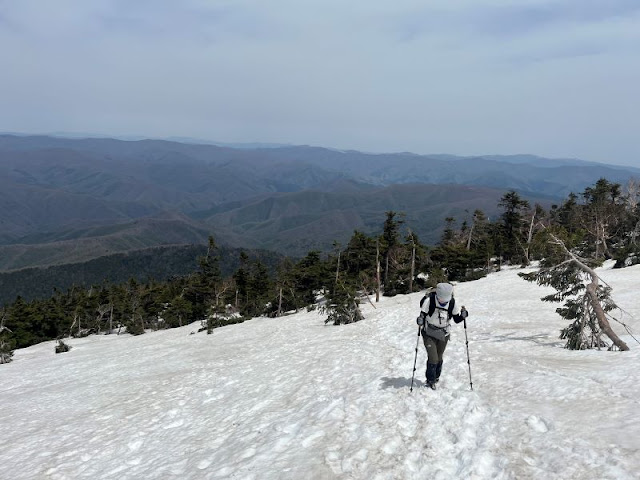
[{"x1": 1, "y1": 1, "x2": 639, "y2": 167}]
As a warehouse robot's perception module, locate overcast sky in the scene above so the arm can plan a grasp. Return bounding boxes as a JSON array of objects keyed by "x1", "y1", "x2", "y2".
[{"x1": 1, "y1": 1, "x2": 639, "y2": 166}]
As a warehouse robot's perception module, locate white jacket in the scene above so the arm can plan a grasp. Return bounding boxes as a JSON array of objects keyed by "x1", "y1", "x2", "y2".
[{"x1": 420, "y1": 295, "x2": 461, "y2": 334}]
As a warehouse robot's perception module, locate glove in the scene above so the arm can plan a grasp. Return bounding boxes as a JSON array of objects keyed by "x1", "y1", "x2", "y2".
[
  {"x1": 460, "y1": 306, "x2": 468, "y2": 319},
  {"x1": 416, "y1": 312, "x2": 425, "y2": 326}
]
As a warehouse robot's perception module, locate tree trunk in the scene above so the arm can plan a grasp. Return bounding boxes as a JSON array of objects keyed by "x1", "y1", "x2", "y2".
[
  {"x1": 375, "y1": 240, "x2": 381, "y2": 302},
  {"x1": 551, "y1": 233, "x2": 629, "y2": 351},
  {"x1": 290, "y1": 288, "x2": 299, "y2": 313},
  {"x1": 524, "y1": 210, "x2": 537, "y2": 264},
  {"x1": 69, "y1": 314, "x2": 77, "y2": 337},
  {"x1": 384, "y1": 254, "x2": 389, "y2": 291},
  {"x1": 585, "y1": 278, "x2": 629, "y2": 351},
  {"x1": 409, "y1": 243, "x2": 415, "y2": 293},
  {"x1": 466, "y1": 222, "x2": 475, "y2": 250}
]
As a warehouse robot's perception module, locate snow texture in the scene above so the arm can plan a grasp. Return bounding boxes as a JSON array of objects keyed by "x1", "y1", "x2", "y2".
[{"x1": 1, "y1": 263, "x2": 639, "y2": 479}]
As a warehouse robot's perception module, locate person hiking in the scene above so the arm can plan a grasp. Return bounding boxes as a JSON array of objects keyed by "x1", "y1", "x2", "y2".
[{"x1": 416, "y1": 282, "x2": 468, "y2": 389}]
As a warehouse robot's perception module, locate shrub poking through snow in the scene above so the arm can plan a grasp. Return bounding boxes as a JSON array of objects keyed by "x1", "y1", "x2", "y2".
[
  {"x1": 55, "y1": 339, "x2": 72, "y2": 354},
  {"x1": 321, "y1": 282, "x2": 364, "y2": 325}
]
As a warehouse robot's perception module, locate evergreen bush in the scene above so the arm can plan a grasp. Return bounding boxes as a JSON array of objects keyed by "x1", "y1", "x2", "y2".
[{"x1": 55, "y1": 339, "x2": 71, "y2": 354}]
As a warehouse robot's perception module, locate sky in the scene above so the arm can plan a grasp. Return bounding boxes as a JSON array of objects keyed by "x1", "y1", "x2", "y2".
[
  {"x1": 2, "y1": 262, "x2": 639, "y2": 479},
  {"x1": 1, "y1": 1, "x2": 639, "y2": 166}
]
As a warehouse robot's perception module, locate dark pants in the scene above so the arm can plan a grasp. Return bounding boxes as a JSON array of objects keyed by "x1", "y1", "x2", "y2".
[
  {"x1": 422, "y1": 332, "x2": 448, "y2": 383},
  {"x1": 422, "y1": 332, "x2": 449, "y2": 363}
]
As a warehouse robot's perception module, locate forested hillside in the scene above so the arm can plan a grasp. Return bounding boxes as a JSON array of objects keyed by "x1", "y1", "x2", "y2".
[
  {"x1": 1, "y1": 178, "x2": 638, "y2": 358},
  {"x1": 0, "y1": 244, "x2": 284, "y2": 305}
]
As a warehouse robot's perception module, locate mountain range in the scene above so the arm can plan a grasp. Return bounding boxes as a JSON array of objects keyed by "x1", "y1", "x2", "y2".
[{"x1": 1, "y1": 134, "x2": 638, "y2": 272}]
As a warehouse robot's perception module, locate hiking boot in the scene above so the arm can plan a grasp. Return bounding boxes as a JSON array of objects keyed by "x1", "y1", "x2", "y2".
[
  {"x1": 426, "y1": 362, "x2": 438, "y2": 385},
  {"x1": 435, "y1": 360, "x2": 443, "y2": 382}
]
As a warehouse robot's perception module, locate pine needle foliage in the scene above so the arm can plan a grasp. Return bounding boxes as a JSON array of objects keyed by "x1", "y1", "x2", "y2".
[
  {"x1": 320, "y1": 281, "x2": 364, "y2": 326},
  {"x1": 55, "y1": 339, "x2": 71, "y2": 354},
  {"x1": 519, "y1": 229, "x2": 619, "y2": 350}
]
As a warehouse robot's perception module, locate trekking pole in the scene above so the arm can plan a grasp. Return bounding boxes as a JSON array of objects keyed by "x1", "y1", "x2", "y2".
[
  {"x1": 463, "y1": 318, "x2": 473, "y2": 391},
  {"x1": 410, "y1": 326, "x2": 421, "y2": 392}
]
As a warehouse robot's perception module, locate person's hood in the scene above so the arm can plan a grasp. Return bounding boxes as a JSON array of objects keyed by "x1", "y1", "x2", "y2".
[{"x1": 435, "y1": 283, "x2": 453, "y2": 303}]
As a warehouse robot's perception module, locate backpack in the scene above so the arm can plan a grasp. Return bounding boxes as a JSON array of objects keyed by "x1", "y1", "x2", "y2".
[{"x1": 420, "y1": 291, "x2": 455, "y2": 319}]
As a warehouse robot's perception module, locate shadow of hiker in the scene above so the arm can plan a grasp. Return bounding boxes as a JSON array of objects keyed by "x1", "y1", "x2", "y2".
[{"x1": 380, "y1": 377, "x2": 424, "y2": 390}]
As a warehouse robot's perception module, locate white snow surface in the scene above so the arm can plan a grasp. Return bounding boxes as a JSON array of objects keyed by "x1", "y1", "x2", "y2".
[{"x1": 2, "y1": 264, "x2": 640, "y2": 479}]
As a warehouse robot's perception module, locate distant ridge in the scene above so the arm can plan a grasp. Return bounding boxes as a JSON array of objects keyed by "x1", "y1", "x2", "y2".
[{"x1": 1, "y1": 133, "x2": 638, "y2": 271}]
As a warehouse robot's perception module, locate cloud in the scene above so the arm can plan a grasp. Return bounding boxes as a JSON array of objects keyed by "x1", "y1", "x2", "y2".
[{"x1": 0, "y1": 0, "x2": 639, "y2": 166}]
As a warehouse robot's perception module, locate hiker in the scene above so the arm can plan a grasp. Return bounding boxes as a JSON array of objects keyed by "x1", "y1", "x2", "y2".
[{"x1": 416, "y1": 282, "x2": 468, "y2": 389}]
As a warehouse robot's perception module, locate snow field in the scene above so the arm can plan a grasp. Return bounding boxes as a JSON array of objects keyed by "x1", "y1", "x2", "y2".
[{"x1": 1, "y1": 263, "x2": 639, "y2": 479}]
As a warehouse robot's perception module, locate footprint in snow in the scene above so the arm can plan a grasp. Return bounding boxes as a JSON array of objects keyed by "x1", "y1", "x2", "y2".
[{"x1": 525, "y1": 415, "x2": 549, "y2": 433}]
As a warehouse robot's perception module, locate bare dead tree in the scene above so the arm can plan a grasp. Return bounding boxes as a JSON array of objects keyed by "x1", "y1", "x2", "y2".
[
  {"x1": 333, "y1": 241, "x2": 342, "y2": 283},
  {"x1": 95, "y1": 304, "x2": 112, "y2": 334},
  {"x1": 375, "y1": 238, "x2": 381, "y2": 302},
  {"x1": 0, "y1": 309, "x2": 14, "y2": 364},
  {"x1": 69, "y1": 310, "x2": 80, "y2": 338},
  {"x1": 407, "y1": 229, "x2": 416, "y2": 293},
  {"x1": 624, "y1": 178, "x2": 640, "y2": 247},
  {"x1": 524, "y1": 208, "x2": 537, "y2": 263},
  {"x1": 214, "y1": 279, "x2": 233, "y2": 310},
  {"x1": 624, "y1": 178, "x2": 639, "y2": 212},
  {"x1": 277, "y1": 287, "x2": 283, "y2": 317},
  {"x1": 517, "y1": 204, "x2": 546, "y2": 265},
  {"x1": 465, "y1": 217, "x2": 475, "y2": 251},
  {"x1": 0, "y1": 309, "x2": 9, "y2": 334}
]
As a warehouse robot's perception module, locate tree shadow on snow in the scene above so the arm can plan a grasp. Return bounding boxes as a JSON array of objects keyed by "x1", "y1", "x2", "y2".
[
  {"x1": 380, "y1": 377, "x2": 423, "y2": 390},
  {"x1": 476, "y1": 331, "x2": 564, "y2": 348}
]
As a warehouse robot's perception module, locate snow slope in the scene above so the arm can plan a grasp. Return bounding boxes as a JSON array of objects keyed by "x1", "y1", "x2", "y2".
[{"x1": 1, "y1": 264, "x2": 639, "y2": 479}]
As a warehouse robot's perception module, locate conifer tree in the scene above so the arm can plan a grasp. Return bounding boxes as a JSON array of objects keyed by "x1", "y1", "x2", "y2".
[
  {"x1": 7, "y1": 296, "x2": 38, "y2": 348},
  {"x1": 430, "y1": 216, "x2": 488, "y2": 282},
  {"x1": 245, "y1": 260, "x2": 271, "y2": 317},
  {"x1": 498, "y1": 190, "x2": 530, "y2": 265},
  {"x1": 291, "y1": 250, "x2": 327, "y2": 308},
  {"x1": 321, "y1": 280, "x2": 364, "y2": 325},
  {"x1": 467, "y1": 209, "x2": 495, "y2": 272},
  {"x1": 268, "y1": 257, "x2": 297, "y2": 316},
  {"x1": 343, "y1": 230, "x2": 377, "y2": 295},
  {"x1": 123, "y1": 278, "x2": 146, "y2": 336},
  {"x1": 551, "y1": 192, "x2": 581, "y2": 236},
  {"x1": 581, "y1": 178, "x2": 625, "y2": 259},
  {"x1": 520, "y1": 229, "x2": 629, "y2": 351},
  {"x1": 380, "y1": 211, "x2": 405, "y2": 296},
  {"x1": 193, "y1": 236, "x2": 226, "y2": 333},
  {"x1": 164, "y1": 294, "x2": 192, "y2": 328},
  {"x1": 232, "y1": 251, "x2": 250, "y2": 312},
  {"x1": 321, "y1": 246, "x2": 364, "y2": 326}
]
